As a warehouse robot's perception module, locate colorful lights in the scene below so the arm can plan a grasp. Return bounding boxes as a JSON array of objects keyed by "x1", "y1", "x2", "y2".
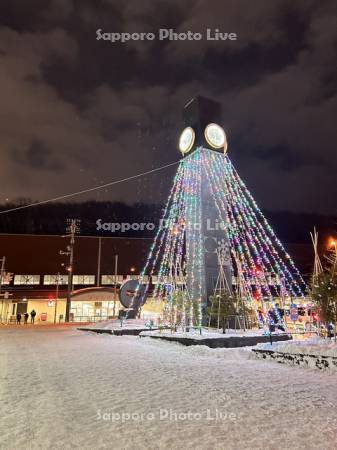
[{"x1": 130, "y1": 146, "x2": 306, "y2": 326}]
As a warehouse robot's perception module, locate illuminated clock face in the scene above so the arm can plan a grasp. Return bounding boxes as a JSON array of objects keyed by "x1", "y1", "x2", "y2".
[
  {"x1": 204, "y1": 123, "x2": 227, "y2": 152},
  {"x1": 179, "y1": 127, "x2": 195, "y2": 154}
]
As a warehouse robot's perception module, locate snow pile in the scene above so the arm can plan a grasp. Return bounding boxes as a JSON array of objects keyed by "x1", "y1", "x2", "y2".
[
  {"x1": 185, "y1": 345, "x2": 252, "y2": 361},
  {"x1": 256, "y1": 336, "x2": 337, "y2": 357},
  {"x1": 139, "y1": 335, "x2": 251, "y2": 360}
]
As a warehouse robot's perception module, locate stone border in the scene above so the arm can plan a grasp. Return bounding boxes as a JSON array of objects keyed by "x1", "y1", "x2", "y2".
[
  {"x1": 77, "y1": 327, "x2": 159, "y2": 336},
  {"x1": 140, "y1": 333, "x2": 292, "y2": 348},
  {"x1": 252, "y1": 349, "x2": 337, "y2": 371}
]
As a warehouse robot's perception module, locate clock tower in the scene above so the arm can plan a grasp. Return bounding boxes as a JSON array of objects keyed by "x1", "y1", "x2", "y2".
[
  {"x1": 179, "y1": 96, "x2": 232, "y2": 312},
  {"x1": 179, "y1": 96, "x2": 228, "y2": 155}
]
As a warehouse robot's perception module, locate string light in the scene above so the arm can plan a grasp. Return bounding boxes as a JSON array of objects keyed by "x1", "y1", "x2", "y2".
[{"x1": 130, "y1": 144, "x2": 307, "y2": 327}]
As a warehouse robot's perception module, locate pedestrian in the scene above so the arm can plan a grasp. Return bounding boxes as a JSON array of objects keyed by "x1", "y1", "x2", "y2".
[
  {"x1": 275, "y1": 303, "x2": 285, "y2": 319},
  {"x1": 257, "y1": 309, "x2": 265, "y2": 326},
  {"x1": 24, "y1": 312, "x2": 29, "y2": 325},
  {"x1": 16, "y1": 312, "x2": 22, "y2": 325},
  {"x1": 268, "y1": 309, "x2": 276, "y2": 332},
  {"x1": 271, "y1": 305, "x2": 285, "y2": 332},
  {"x1": 327, "y1": 323, "x2": 334, "y2": 338},
  {"x1": 30, "y1": 310, "x2": 37, "y2": 324}
]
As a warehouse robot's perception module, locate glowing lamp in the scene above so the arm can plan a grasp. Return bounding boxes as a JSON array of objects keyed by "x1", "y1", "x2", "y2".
[{"x1": 329, "y1": 238, "x2": 337, "y2": 249}]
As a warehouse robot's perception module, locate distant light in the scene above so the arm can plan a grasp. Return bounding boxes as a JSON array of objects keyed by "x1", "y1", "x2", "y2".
[
  {"x1": 130, "y1": 267, "x2": 136, "y2": 273},
  {"x1": 172, "y1": 227, "x2": 179, "y2": 236},
  {"x1": 329, "y1": 238, "x2": 337, "y2": 249}
]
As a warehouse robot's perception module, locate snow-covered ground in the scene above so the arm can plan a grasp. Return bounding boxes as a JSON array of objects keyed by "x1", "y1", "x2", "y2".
[
  {"x1": 257, "y1": 336, "x2": 337, "y2": 357},
  {"x1": 0, "y1": 327, "x2": 337, "y2": 450}
]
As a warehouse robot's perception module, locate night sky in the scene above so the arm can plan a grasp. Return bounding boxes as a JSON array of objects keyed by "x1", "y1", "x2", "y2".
[{"x1": 0, "y1": 0, "x2": 336, "y2": 214}]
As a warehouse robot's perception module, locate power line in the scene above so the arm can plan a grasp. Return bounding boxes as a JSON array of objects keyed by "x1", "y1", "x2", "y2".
[{"x1": 0, "y1": 159, "x2": 181, "y2": 215}]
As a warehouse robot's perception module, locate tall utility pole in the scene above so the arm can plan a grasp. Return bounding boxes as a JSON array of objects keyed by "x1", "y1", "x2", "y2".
[
  {"x1": 60, "y1": 219, "x2": 80, "y2": 322},
  {"x1": 54, "y1": 272, "x2": 60, "y2": 325},
  {"x1": 0, "y1": 257, "x2": 13, "y2": 324}
]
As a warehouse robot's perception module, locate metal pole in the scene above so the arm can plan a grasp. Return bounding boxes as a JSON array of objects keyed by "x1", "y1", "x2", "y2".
[
  {"x1": 0, "y1": 257, "x2": 5, "y2": 323},
  {"x1": 66, "y1": 241, "x2": 74, "y2": 322},
  {"x1": 54, "y1": 272, "x2": 60, "y2": 325},
  {"x1": 65, "y1": 221, "x2": 78, "y2": 322},
  {"x1": 113, "y1": 254, "x2": 118, "y2": 318},
  {"x1": 97, "y1": 237, "x2": 102, "y2": 287}
]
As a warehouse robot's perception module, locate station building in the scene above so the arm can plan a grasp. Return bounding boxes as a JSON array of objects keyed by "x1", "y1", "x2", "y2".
[
  {"x1": 0, "y1": 233, "x2": 162, "y2": 323},
  {"x1": 0, "y1": 233, "x2": 313, "y2": 324}
]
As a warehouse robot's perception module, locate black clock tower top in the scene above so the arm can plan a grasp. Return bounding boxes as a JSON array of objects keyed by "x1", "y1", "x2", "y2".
[{"x1": 182, "y1": 96, "x2": 223, "y2": 152}]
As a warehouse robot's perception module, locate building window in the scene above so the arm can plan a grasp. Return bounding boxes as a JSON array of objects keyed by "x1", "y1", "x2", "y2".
[
  {"x1": 14, "y1": 275, "x2": 40, "y2": 285},
  {"x1": 43, "y1": 275, "x2": 68, "y2": 285},
  {"x1": 101, "y1": 275, "x2": 124, "y2": 285},
  {"x1": 126, "y1": 274, "x2": 140, "y2": 280},
  {"x1": 151, "y1": 276, "x2": 170, "y2": 285},
  {"x1": 72, "y1": 275, "x2": 95, "y2": 285}
]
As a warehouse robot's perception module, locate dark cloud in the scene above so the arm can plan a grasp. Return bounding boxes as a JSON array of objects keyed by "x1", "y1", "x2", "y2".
[
  {"x1": 26, "y1": 140, "x2": 51, "y2": 169},
  {"x1": 13, "y1": 139, "x2": 64, "y2": 171},
  {"x1": 0, "y1": 0, "x2": 336, "y2": 213}
]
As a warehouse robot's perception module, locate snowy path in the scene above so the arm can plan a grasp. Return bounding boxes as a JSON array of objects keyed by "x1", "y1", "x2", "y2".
[{"x1": 0, "y1": 327, "x2": 336, "y2": 450}]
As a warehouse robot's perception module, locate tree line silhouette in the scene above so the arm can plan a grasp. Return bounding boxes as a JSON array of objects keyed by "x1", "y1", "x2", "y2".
[{"x1": 0, "y1": 200, "x2": 335, "y2": 243}]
